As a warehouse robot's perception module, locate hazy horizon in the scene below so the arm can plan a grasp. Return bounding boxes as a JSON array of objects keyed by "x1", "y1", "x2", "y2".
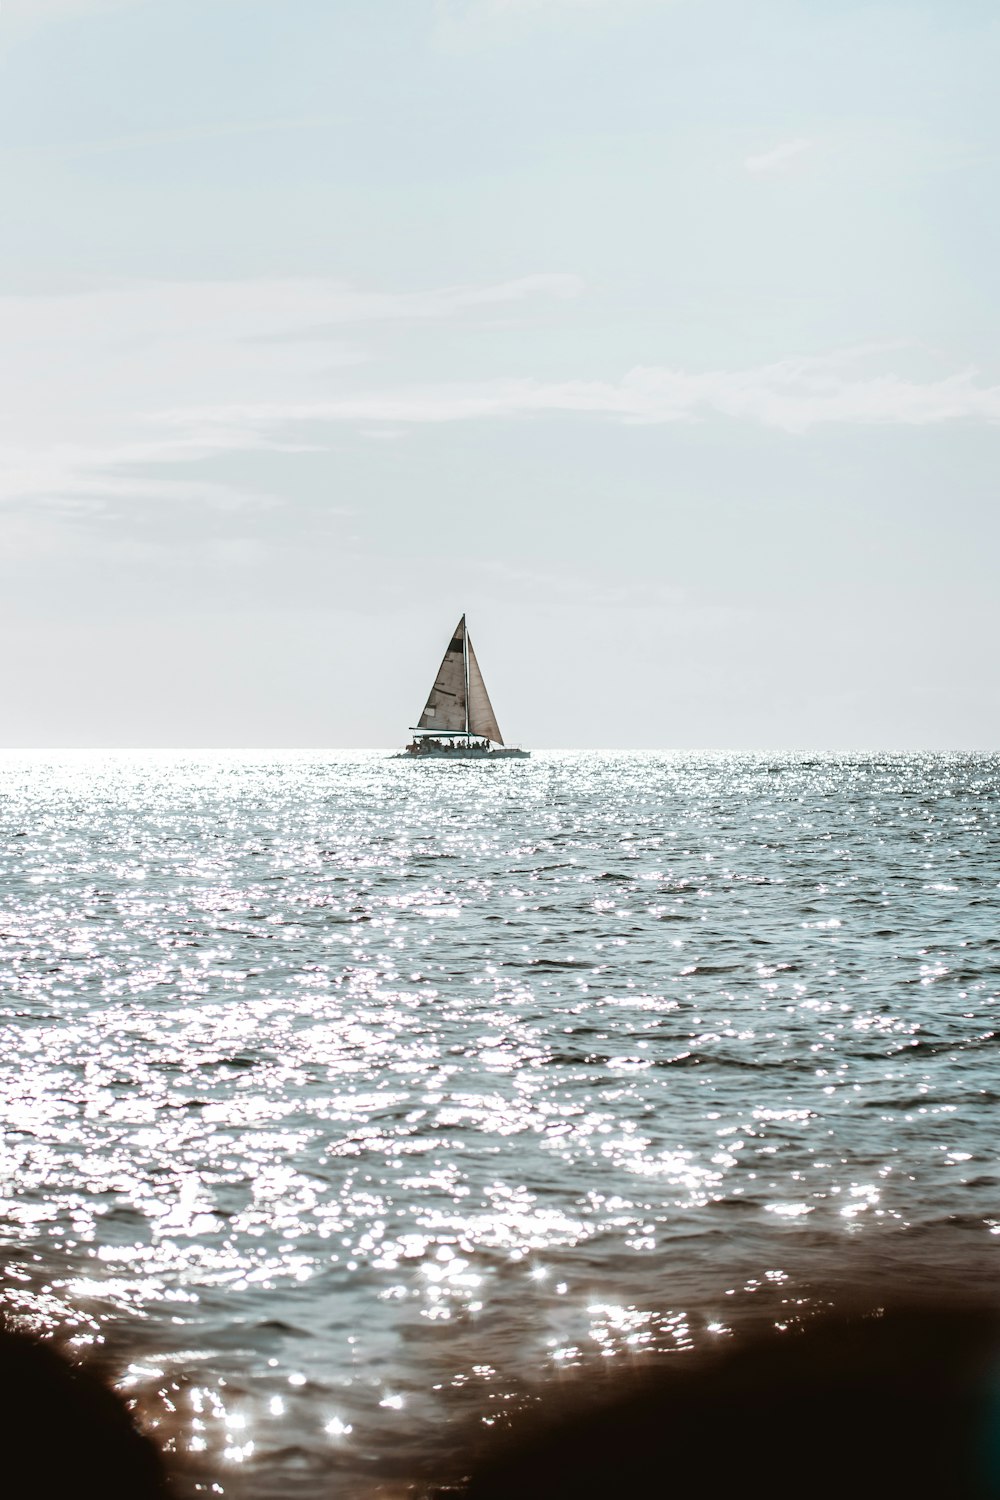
[{"x1": 2, "y1": 1, "x2": 997, "y2": 750}]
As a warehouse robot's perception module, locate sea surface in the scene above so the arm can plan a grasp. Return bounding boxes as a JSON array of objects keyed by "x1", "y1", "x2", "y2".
[{"x1": 2, "y1": 750, "x2": 999, "y2": 1494}]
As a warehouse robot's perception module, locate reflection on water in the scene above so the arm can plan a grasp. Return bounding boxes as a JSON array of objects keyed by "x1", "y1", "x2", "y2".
[{"x1": 1, "y1": 751, "x2": 999, "y2": 1494}]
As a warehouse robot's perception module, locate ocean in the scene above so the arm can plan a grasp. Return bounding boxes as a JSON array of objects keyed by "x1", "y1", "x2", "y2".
[{"x1": 2, "y1": 750, "x2": 999, "y2": 1495}]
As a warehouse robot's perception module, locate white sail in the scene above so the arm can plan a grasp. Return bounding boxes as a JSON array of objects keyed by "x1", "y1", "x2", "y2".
[
  {"x1": 416, "y1": 616, "x2": 468, "y2": 732},
  {"x1": 466, "y1": 633, "x2": 503, "y2": 744}
]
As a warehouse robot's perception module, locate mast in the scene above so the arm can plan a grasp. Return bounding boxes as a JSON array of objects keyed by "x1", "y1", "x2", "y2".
[{"x1": 462, "y1": 612, "x2": 470, "y2": 734}]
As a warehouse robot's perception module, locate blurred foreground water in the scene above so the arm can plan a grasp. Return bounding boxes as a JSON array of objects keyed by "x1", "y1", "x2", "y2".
[{"x1": 1, "y1": 751, "x2": 999, "y2": 1495}]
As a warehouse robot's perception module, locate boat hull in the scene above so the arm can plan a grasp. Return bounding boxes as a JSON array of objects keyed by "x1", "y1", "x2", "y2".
[{"x1": 396, "y1": 746, "x2": 530, "y2": 760}]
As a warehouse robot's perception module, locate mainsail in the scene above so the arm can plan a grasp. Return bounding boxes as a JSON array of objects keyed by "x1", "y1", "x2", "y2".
[
  {"x1": 416, "y1": 617, "x2": 468, "y2": 733},
  {"x1": 466, "y1": 634, "x2": 503, "y2": 744},
  {"x1": 415, "y1": 615, "x2": 504, "y2": 743}
]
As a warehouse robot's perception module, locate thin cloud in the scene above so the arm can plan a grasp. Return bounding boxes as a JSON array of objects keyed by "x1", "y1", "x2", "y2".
[
  {"x1": 745, "y1": 138, "x2": 815, "y2": 175},
  {"x1": 0, "y1": 433, "x2": 299, "y2": 513},
  {"x1": 438, "y1": 0, "x2": 630, "y2": 18},
  {"x1": 0, "y1": 273, "x2": 582, "y2": 509},
  {"x1": 434, "y1": 0, "x2": 657, "y2": 45},
  {"x1": 446, "y1": 0, "x2": 625, "y2": 10},
  {"x1": 5, "y1": 275, "x2": 998, "y2": 522},
  {"x1": 2, "y1": 0, "x2": 138, "y2": 20},
  {"x1": 3, "y1": 114, "x2": 340, "y2": 162},
  {"x1": 0, "y1": 273, "x2": 581, "y2": 344},
  {"x1": 163, "y1": 350, "x2": 1000, "y2": 437}
]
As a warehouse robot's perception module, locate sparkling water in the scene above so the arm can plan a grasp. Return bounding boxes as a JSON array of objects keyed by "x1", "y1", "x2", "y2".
[{"x1": 2, "y1": 751, "x2": 999, "y2": 1494}]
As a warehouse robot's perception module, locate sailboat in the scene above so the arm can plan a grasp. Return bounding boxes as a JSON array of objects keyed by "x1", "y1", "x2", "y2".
[{"x1": 401, "y1": 615, "x2": 529, "y2": 759}]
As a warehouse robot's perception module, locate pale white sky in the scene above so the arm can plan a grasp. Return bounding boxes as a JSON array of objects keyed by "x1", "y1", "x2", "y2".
[{"x1": 1, "y1": 0, "x2": 997, "y2": 747}]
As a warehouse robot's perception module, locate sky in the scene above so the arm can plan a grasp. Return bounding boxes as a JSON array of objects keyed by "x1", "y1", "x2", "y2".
[{"x1": 1, "y1": 0, "x2": 998, "y2": 748}]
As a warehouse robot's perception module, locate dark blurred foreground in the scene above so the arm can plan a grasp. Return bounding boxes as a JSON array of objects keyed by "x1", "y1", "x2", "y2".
[
  {"x1": 456, "y1": 1300, "x2": 1000, "y2": 1500},
  {"x1": 4, "y1": 1299, "x2": 1000, "y2": 1497},
  {"x1": 0, "y1": 1317, "x2": 167, "y2": 1497}
]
